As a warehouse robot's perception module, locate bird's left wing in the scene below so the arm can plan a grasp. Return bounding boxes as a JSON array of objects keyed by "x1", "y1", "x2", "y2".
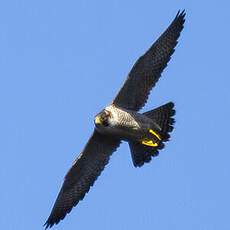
[
  {"x1": 44, "y1": 130, "x2": 121, "y2": 229},
  {"x1": 113, "y1": 10, "x2": 185, "y2": 111}
]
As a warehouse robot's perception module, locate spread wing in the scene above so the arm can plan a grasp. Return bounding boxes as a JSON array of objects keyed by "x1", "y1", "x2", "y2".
[
  {"x1": 44, "y1": 130, "x2": 121, "y2": 229},
  {"x1": 113, "y1": 10, "x2": 185, "y2": 111}
]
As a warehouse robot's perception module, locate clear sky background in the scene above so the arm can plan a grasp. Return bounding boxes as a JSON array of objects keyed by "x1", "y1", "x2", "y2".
[{"x1": 0, "y1": 1, "x2": 230, "y2": 230}]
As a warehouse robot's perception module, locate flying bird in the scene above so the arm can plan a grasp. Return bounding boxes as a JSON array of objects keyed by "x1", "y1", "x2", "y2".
[{"x1": 45, "y1": 10, "x2": 185, "y2": 228}]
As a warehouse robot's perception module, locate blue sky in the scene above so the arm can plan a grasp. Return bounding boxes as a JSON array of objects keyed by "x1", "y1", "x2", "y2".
[{"x1": 1, "y1": 1, "x2": 230, "y2": 229}]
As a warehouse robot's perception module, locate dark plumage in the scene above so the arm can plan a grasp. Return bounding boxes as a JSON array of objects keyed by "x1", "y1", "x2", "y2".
[
  {"x1": 44, "y1": 10, "x2": 185, "y2": 229},
  {"x1": 113, "y1": 10, "x2": 185, "y2": 111},
  {"x1": 45, "y1": 131, "x2": 120, "y2": 228},
  {"x1": 129, "y1": 102, "x2": 175, "y2": 167}
]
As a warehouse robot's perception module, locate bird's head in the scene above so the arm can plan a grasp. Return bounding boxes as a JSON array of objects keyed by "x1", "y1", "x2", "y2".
[{"x1": 94, "y1": 110, "x2": 111, "y2": 127}]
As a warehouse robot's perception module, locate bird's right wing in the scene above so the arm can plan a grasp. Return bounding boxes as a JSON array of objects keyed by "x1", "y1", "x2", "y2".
[
  {"x1": 113, "y1": 10, "x2": 185, "y2": 111},
  {"x1": 44, "y1": 130, "x2": 121, "y2": 229}
]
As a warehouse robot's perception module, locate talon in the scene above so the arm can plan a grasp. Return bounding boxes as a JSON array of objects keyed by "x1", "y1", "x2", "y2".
[{"x1": 149, "y1": 129, "x2": 161, "y2": 141}]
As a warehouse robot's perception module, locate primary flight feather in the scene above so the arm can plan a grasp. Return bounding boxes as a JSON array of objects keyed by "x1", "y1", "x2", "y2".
[{"x1": 44, "y1": 10, "x2": 185, "y2": 228}]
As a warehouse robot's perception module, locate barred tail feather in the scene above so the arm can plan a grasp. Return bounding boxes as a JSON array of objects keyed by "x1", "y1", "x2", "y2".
[
  {"x1": 129, "y1": 102, "x2": 175, "y2": 167},
  {"x1": 129, "y1": 142, "x2": 160, "y2": 167},
  {"x1": 144, "y1": 102, "x2": 175, "y2": 141}
]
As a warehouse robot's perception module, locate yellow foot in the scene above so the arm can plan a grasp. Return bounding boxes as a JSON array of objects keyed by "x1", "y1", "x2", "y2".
[
  {"x1": 141, "y1": 139, "x2": 158, "y2": 147},
  {"x1": 149, "y1": 129, "x2": 161, "y2": 141}
]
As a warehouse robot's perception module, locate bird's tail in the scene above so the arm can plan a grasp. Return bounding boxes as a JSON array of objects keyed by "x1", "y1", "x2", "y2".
[{"x1": 129, "y1": 102, "x2": 175, "y2": 167}]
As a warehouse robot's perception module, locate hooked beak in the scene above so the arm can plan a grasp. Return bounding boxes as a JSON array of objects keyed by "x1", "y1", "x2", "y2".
[{"x1": 95, "y1": 116, "x2": 102, "y2": 125}]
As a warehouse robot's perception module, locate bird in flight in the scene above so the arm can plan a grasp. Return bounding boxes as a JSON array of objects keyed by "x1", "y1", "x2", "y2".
[{"x1": 44, "y1": 10, "x2": 185, "y2": 229}]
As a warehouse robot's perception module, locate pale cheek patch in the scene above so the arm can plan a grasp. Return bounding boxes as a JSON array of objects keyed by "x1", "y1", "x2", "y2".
[
  {"x1": 105, "y1": 105, "x2": 119, "y2": 126},
  {"x1": 109, "y1": 117, "x2": 118, "y2": 126}
]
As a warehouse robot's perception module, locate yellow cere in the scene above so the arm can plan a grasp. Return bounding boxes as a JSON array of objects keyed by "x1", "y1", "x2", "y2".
[
  {"x1": 149, "y1": 129, "x2": 161, "y2": 140},
  {"x1": 95, "y1": 116, "x2": 102, "y2": 125},
  {"x1": 141, "y1": 139, "x2": 158, "y2": 147}
]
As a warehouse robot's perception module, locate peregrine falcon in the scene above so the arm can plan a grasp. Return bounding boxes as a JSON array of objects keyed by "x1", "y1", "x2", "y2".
[{"x1": 44, "y1": 10, "x2": 185, "y2": 228}]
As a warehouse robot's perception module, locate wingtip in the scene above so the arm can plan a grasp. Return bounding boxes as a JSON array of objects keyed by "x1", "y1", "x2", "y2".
[
  {"x1": 176, "y1": 9, "x2": 186, "y2": 20},
  {"x1": 43, "y1": 222, "x2": 49, "y2": 229},
  {"x1": 172, "y1": 10, "x2": 186, "y2": 33},
  {"x1": 43, "y1": 219, "x2": 56, "y2": 229}
]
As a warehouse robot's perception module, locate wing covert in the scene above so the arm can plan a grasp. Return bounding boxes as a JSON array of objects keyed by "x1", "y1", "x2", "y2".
[{"x1": 113, "y1": 10, "x2": 185, "y2": 111}]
